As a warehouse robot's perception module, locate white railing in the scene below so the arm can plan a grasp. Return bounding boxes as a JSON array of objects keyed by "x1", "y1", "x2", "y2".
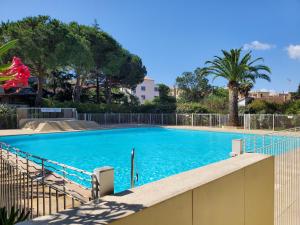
[
  {"x1": 78, "y1": 113, "x2": 244, "y2": 128},
  {"x1": 242, "y1": 127, "x2": 300, "y2": 153},
  {"x1": 78, "y1": 113, "x2": 300, "y2": 130},
  {"x1": 7, "y1": 109, "x2": 300, "y2": 131},
  {"x1": 242, "y1": 127, "x2": 300, "y2": 225},
  {"x1": 244, "y1": 114, "x2": 300, "y2": 130},
  {"x1": 0, "y1": 142, "x2": 99, "y2": 218}
]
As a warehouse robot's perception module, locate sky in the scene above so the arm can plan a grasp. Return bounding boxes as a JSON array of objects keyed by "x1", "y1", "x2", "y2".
[{"x1": 1, "y1": 0, "x2": 300, "y2": 92}]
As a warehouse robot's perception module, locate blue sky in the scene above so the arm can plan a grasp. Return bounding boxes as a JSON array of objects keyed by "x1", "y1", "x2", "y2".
[{"x1": 1, "y1": 0, "x2": 300, "y2": 91}]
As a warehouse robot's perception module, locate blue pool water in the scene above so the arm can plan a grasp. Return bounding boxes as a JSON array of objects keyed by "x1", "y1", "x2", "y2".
[{"x1": 0, "y1": 128, "x2": 254, "y2": 192}]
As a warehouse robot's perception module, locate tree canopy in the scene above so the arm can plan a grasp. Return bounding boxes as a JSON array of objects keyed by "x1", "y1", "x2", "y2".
[
  {"x1": 175, "y1": 67, "x2": 212, "y2": 102},
  {"x1": 0, "y1": 15, "x2": 147, "y2": 105}
]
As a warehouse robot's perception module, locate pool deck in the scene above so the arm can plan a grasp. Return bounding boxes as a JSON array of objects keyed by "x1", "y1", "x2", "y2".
[
  {"x1": 19, "y1": 153, "x2": 272, "y2": 225},
  {"x1": 0, "y1": 124, "x2": 273, "y2": 137}
]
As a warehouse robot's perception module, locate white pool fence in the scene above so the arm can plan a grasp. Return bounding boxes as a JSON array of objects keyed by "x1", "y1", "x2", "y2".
[
  {"x1": 78, "y1": 113, "x2": 300, "y2": 131},
  {"x1": 242, "y1": 127, "x2": 300, "y2": 225},
  {"x1": 0, "y1": 107, "x2": 297, "y2": 131}
]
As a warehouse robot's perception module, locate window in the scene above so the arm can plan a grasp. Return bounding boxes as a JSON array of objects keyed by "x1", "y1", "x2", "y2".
[
  {"x1": 141, "y1": 86, "x2": 146, "y2": 91},
  {"x1": 141, "y1": 95, "x2": 146, "y2": 100},
  {"x1": 154, "y1": 87, "x2": 158, "y2": 92}
]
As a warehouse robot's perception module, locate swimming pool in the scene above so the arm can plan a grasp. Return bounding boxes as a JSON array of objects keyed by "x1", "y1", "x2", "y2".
[{"x1": 0, "y1": 127, "x2": 255, "y2": 192}]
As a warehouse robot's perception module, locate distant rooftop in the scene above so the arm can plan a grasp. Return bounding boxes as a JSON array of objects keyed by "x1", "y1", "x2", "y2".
[
  {"x1": 144, "y1": 76, "x2": 154, "y2": 81},
  {"x1": 250, "y1": 89, "x2": 290, "y2": 94}
]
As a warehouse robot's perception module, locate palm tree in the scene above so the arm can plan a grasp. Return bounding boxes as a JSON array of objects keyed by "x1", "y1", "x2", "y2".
[
  {"x1": 205, "y1": 48, "x2": 271, "y2": 126},
  {"x1": 239, "y1": 80, "x2": 254, "y2": 98}
]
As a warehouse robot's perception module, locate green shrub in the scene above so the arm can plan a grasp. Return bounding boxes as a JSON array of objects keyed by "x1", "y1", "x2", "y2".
[
  {"x1": 200, "y1": 95, "x2": 228, "y2": 113},
  {"x1": 42, "y1": 98, "x2": 178, "y2": 113},
  {"x1": 42, "y1": 99, "x2": 138, "y2": 113},
  {"x1": 43, "y1": 99, "x2": 211, "y2": 114},
  {"x1": 0, "y1": 104, "x2": 16, "y2": 115},
  {"x1": 285, "y1": 100, "x2": 300, "y2": 114},
  {"x1": 176, "y1": 103, "x2": 209, "y2": 113},
  {"x1": 0, "y1": 206, "x2": 29, "y2": 225},
  {"x1": 246, "y1": 99, "x2": 285, "y2": 114}
]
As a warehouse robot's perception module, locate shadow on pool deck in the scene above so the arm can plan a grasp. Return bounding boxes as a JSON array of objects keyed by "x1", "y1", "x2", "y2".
[{"x1": 20, "y1": 199, "x2": 145, "y2": 225}]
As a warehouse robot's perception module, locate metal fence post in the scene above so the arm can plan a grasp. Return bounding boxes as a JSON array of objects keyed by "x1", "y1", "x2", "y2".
[
  {"x1": 161, "y1": 113, "x2": 164, "y2": 125},
  {"x1": 131, "y1": 148, "x2": 135, "y2": 188},
  {"x1": 41, "y1": 159, "x2": 46, "y2": 215},
  {"x1": 273, "y1": 114, "x2": 275, "y2": 131},
  {"x1": 192, "y1": 113, "x2": 194, "y2": 126},
  {"x1": 149, "y1": 114, "x2": 152, "y2": 124},
  {"x1": 249, "y1": 114, "x2": 251, "y2": 130},
  {"x1": 62, "y1": 166, "x2": 66, "y2": 210},
  {"x1": 118, "y1": 113, "x2": 121, "y2": 124},
  {"x1": 176, "y1": 113, "x2": 178, "y2": 126}
]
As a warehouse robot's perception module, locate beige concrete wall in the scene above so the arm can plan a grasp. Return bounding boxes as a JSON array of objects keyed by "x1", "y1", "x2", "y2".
[
  {"x1": 110, "y1": 157, "x2": 274, "y2": 225},
  {"x1": 20, "y1": 154, "x2": 274, "y2": 225},
  {"x1": 244, "y1": 157, "x2": 274, "y2": 225},
  {"x1": 111, "y1": 191, "x2": 193, "y2": 225}
]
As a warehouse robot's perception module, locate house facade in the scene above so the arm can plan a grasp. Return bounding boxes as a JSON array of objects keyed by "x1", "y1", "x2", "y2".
[
  {"x1": 132, "y1": 76, "x2": 159, "y2": 103},
  {"x1": 170, "y1": 86, "x2": 183, "y2": 100},
  {"x1": 238, "y1": 90, "x2": 292, "y2": 107},
  {"x1": 0, "y1": 87, "x2": 36, "y2": 106},
  {"x1": 248, "y1": 90, "x2": 292, "y2": 103}
]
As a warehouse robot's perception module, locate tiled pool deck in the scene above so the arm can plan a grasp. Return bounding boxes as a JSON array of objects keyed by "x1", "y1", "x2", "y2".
[{"x1": 0, "y1": 125, "x2": 272, "y2": 137}]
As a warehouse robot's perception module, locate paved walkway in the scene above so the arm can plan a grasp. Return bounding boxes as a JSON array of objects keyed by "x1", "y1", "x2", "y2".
[{"x1": 0, "y1": 124, "x2": 273, "y2": 137}]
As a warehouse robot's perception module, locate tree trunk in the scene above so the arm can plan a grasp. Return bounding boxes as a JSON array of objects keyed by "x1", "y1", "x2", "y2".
[
  {"x1": 35, "y1": 76, "x2": 44, "y2": 106},
  {"x1": 96, "y1": 75, "x2": 100, "y2": 103},
  {"x1": 228, "y1": 84, "x2": 239, "y2": 126},
  {"x1": 104, "y1": 78, "x2": 112, "y2": 104},
  {"x1": 73, "y1": 76, "x2": 81, "y2": 103}
]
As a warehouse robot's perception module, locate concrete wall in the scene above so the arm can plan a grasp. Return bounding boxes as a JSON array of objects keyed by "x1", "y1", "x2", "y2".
[
  {"x1": 110, "y1": 156, "x2": 274, "y2": 225},
  {"x1": 20, "y1": 154, "x2": 274, "y2": 225}
]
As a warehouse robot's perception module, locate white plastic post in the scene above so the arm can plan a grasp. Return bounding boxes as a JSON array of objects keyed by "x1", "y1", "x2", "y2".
[
  {"x1": 93, "y1": 166, "x2": 114, "y2": 197},
  {"x1": 230, "y1": 139, "x2": 243, "y2": 157},
  {"x1": 249, "y1": 114, "x2": 251, "y2": 130},
  {"x1": 273, "y1": 114, "x2": 275, "y2": 131}
]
